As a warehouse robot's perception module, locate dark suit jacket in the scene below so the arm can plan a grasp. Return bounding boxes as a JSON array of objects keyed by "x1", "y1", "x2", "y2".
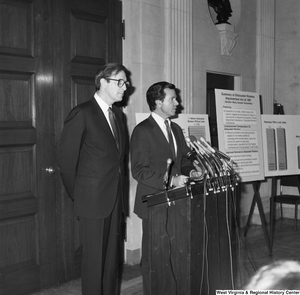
[
  {"x1": 58, "y1": 97, "x2": 126, "y2": 219},
  {"x1": 131, "y1": 115, "x2": 194, "y2": 219}
]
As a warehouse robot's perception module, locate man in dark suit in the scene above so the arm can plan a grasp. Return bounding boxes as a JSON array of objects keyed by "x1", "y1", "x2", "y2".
[
  {"x1": 58, "y1": 63, "x2": 130, "y2": 295},
  {"x1": 130, "y1": 81, "x2": 202, "y2": 294}
]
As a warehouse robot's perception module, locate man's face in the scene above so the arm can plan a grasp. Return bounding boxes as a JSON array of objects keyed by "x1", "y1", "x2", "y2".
[
  {"x1": 104, "y1": 70, "x2": 128, "y2": 104},
  {"x1": 157, "y1": 88, "x2": 178, "y2": 119}
]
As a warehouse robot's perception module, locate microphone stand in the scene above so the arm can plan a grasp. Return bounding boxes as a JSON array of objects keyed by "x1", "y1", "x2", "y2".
[{"x1": 163, "y1": 158, "x2": 172, "y2": 206}]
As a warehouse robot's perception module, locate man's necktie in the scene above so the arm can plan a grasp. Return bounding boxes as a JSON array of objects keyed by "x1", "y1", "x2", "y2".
[
  {"x1": 164, "y1": 120, "x2": 176, "y2": 160},
  {"x1": 108, "y1": 107, "x2": 120, "y2": 150}
]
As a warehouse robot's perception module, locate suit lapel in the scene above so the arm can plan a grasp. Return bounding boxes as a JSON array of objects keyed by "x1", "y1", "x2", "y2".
[
  {"x1": 112, "y1": 105, "x2": 124, "y2": 154},
  {"x1": 170, "y1": 122, "x2": 181, "y2": 162},
  {"x1": 90, "y1": 98, "x2": 121, "y2": 154},
  {"x1": 148, "y1": 116, "x2": 173, "y2": 154}
]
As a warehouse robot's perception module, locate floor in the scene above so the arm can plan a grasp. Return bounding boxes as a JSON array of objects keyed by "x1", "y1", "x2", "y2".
[
  {"x1": 30, "y1": 263, "x2": 143, "y2": 295},
  {"x1": 30, "y1": 218, "x2": 300, "y2": 295}
]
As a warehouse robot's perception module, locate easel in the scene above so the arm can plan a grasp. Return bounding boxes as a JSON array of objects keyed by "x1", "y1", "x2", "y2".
[
  {"x1": 244, "y1": 181, "x2": 272, "y2": 256},
  {"x1": 269, "y1": 176, "x2": 277, "y2": 250}
]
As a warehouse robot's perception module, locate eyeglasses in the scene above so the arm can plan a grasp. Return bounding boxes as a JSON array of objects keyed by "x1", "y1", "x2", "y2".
[{"x1": 106, "y1": 78, "x2": 130, "y2": 88}]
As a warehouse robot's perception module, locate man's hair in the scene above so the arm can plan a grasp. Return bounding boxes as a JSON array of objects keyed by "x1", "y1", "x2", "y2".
[
  {"x1": 95, "y1": 63, "x2": 128, "y2": 90},
  {"x1": 146, "y1": 81, "x2": 175, "y2": 112}
]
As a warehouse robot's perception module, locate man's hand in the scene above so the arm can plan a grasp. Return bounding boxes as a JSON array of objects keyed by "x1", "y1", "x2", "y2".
[
  {"x1": 171, "y1": 175, "x2": 189, "y2": 187},
  {"x1": 190, "y1": 169, "x2": 204, "y2": 180}
]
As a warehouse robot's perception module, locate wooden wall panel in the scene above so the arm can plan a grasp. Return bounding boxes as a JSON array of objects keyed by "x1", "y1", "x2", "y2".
[
  {"x1": 0, "y1": 72, "x2": 34, "y2": 123},
  {"x1": 0, "y1": 0, "x2": 33, "y2": 57},
  {"x1": 70, "y1": 11, "x2": 106, "y2": 65},
  {"x1": 0, "y1": 147, "x2": 33, "y2": 196},
  {"x1": 71, "y1": 76, "x2": 95, "y2": 106},
  {"x1": 0, "y1": 216, "x2": 37, "y2": 268}
]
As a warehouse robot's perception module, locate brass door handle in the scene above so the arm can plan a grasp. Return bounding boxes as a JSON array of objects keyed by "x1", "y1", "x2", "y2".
[{"x1": 45, "y1": 167, "x2": 56, "y2": 175}]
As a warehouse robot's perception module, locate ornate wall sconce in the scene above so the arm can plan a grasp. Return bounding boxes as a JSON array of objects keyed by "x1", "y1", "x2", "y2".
[
  {"x1": 216, "y1": 23, "x2": 238, "y2": 56},
  {"x1": 208, "y1": 0, "x2": 239, "y2": 56}
]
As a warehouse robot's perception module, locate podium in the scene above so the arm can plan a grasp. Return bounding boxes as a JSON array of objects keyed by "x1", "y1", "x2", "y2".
[{"x1": 142, "y1": 182, "x2": 236, "y2": 295}]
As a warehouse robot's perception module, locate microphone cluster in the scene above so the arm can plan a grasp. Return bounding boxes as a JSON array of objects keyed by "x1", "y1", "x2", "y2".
[{"x1": 185, "y1": 136, "x2": 239, "y2": 193}]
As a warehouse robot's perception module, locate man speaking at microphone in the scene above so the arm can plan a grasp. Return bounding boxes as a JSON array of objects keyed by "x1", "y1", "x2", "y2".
[{"x1": 130, "y1": 81, "x2": 202, "y2": 295}]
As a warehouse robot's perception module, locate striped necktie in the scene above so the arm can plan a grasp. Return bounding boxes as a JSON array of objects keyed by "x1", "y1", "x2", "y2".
[
  {"x1": 108, "y1": 107, "x2": 120, "y2": 150},
  {"x1": 164, "y1": 120, "x2": 176, "y2": 160}
]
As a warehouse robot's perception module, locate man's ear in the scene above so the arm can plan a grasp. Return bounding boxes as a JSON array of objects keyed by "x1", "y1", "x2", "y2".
[
  {"x1": 100, "y1": 78, "x2": 108, "y2": 88},
  {"x1": 155, "y1": 99, "x2": 162, "y2": 107}
]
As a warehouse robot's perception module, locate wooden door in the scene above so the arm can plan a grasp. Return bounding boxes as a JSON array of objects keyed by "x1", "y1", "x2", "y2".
[
  {"x1": 0, "y1": 0, "x2": 122, "y2": 294},
  {"x1": 54, "y1": 0, "x2": 123, "y2": 284},
  {"x1": 0, "y1": 0, "x2": 57, "y2": 294}
]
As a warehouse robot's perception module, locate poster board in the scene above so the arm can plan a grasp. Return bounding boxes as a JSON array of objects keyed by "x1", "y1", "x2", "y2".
[
  {"x1": 215, "y1": 89, "x2": 265, "y2": 183},
  {"x1": 261, "y1": 115, "x2": 300, "y2": 177},
  {"x1": 135, "y1": 113, "x2": 211, "y2": 143}
]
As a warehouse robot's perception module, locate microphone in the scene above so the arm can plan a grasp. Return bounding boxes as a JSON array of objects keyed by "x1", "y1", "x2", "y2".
[
  {"x1": 185, "y1": 136, "x2": 197, "y2": 151},
  {"x1": 185, "y1": 138, "x2": 199, "y2": 162},
  {"x1": 189, "y1": 135, "x2": 198, "y2": 148},
  {"x1": 187, "y1": 136, "x2": 238, "y2": 192},
  {"x1": 199, "y1": 137, "x2": 236, "y2": 173},
  {"x1": 199, "y1": 137, "x2": 225, "y2": 173},
  {"x1": 199, "y1": 137, "x2": 216, "y2": 154},
  {"x1": 214, "y1": 147, "x2": 233, "y2": 162},
  {"x1": 185, "y1": 138, "x2": 207, "y2": 177},
  {"x1": 163, "y1": 158, "x2": 172, "y2": 190},
  {"x1": 186, "y1": 136, "x2": 214, "y2": 178}
]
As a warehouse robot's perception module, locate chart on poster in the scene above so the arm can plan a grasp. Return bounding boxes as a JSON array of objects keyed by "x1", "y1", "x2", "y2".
[
  {"x1": 215, "y1": 89, "x2": 265, "y2": 183},
  {"x1": 261, "y1": 114, "x2": 300, "y2": 177}
]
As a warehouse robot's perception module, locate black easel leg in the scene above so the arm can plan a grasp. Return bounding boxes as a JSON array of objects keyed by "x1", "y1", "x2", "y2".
[
  {"x1": 244, "y1": 194, "x2": 256, "y2": 237},
  {"x1": 244, "y1": 181, "x2": 272, "y2": 256},
  {"x1": 254, "y1": 187, "x2": 272, "y2": 256}
]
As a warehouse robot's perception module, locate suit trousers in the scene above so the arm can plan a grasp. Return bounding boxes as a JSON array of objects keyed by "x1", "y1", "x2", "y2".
[{"x1": 80, "y1": 191, "x2": 122, "y2": 295}]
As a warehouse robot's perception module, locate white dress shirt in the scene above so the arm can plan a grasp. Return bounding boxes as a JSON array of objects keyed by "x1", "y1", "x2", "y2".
[
  {"x1": 151, "y1": 112, "x2": 177, "y2": 155},
  {"x1": 94, "y1": 92, "x2": 114, "y2": 133}
]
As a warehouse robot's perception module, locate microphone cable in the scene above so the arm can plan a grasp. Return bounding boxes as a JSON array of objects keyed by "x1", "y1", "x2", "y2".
[
  {"x1": 199, "y1": 177, "x2": 209, "y2": 295},
  {"x1": 228, "y1": 182, "x2": 258, "y2": 288},
  {"x1": 165, "y1": 197, "x2": 178, "y2": 295},
  {"x1": 225, "y1": 186, "x2": 235, "y2": 289}
]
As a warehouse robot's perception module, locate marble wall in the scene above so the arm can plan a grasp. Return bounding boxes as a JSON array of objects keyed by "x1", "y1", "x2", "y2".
[{"x1": 275, "y1": 0, "x2": 300, "y2": 114}]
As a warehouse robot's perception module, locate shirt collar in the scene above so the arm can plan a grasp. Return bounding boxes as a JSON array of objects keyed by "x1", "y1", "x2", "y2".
[
  {"x1": 94, "y1": 92, "x2": 111, "y2": 113},
  {"x1": 151, "y1": 112, "x2": 169, "y2": 125}
]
